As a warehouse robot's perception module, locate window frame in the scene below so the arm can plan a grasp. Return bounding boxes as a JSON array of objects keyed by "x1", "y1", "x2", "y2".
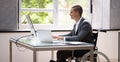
[{"x1": 19, "y1": 0, "x2": 91, "y2": 30}]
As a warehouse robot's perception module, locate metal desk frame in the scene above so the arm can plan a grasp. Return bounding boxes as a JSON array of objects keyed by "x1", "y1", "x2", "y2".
[{"x1": 9, "y1": 39, "x2": 94, "y2": 62}]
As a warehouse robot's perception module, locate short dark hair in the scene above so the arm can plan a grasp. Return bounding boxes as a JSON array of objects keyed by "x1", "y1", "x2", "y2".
[{"x1": 72, "y1": 5, "x2": 83, "y2": 17}]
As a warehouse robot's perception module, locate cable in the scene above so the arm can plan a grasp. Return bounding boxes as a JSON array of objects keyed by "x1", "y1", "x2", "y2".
[
  {"x1": 15, "y1": 34, "x2": 33, "y2": 52},
  {"x1": 15, "y1": 34, "x2": 33, "y2": 42}
]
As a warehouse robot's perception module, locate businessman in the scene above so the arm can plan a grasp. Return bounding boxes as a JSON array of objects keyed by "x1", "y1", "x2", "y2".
[{"x1": 51, "y1": 5, "x2": 93, "y2": 62}]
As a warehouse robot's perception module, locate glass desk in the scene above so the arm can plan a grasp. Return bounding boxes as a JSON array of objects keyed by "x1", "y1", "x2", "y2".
[{"x1": 9, "y1": 37, "x2": 94, "y2": 62}]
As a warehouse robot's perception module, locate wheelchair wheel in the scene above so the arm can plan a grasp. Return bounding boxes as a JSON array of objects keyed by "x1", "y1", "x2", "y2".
[{"x1": 80, "y1": 50, "x2": 110, "y2": 62}]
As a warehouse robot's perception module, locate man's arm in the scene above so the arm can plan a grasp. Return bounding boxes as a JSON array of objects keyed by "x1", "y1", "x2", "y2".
[
  {"x1": 53, "y1": 24, "x2": 75, "y2": 40},
  {"x1": 65, "y1": 22, "x2": 92, "y2": 41}
]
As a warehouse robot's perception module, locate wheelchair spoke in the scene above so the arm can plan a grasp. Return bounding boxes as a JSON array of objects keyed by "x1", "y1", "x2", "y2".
[{"x1": 80, "y1": 50, "x2": 110, "y2": 62}]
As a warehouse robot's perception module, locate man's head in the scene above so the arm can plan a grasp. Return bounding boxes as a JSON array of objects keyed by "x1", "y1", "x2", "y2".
[{"x1": 70, "y1": 5, "x2": 83, "y2": 21}]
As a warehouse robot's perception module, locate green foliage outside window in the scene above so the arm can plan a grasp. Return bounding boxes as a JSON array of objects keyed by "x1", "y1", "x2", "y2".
[
  {"x1": 21, "y1": 0, "x2": 53, "y2": 24},
  {"x1": 22, "y1": 0, "x2": 52, "y2": 8}
]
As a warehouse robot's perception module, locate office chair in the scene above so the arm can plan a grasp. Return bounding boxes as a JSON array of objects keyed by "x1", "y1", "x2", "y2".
[{"x1": 68, "y1": 32, "x2": 110, "y2": 62}]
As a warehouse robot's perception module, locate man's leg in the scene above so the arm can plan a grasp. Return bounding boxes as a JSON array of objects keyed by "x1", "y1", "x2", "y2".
[
  {"x1": 74, "y1": 50, "x2": 90, "y2": 62},
  {"x1": 56, "y1": 50, "x2": 72, "y2": 62}
]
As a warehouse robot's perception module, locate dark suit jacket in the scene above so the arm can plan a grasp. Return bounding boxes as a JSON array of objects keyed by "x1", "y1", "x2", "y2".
[{"x1": 63, "y1": 17, "x2": 93, "y2": 43}]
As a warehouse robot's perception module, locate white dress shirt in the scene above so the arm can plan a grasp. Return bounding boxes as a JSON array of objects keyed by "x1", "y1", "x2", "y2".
[{"x1": 75, "y1": 17, "x2": 82, "y2": 34}]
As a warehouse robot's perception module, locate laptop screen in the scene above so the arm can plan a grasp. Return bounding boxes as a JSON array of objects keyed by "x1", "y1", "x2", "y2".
[{"x1": 26, "y1": 15, "x2": 37, "y2": 37}]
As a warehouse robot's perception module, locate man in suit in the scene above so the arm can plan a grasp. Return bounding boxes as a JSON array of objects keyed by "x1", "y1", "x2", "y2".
[{"x1": 51, "y1": 5, "x2": 93, "y2": 62}]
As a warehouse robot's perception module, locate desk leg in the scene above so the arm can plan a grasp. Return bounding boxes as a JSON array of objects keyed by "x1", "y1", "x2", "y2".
[
  {"x1": 33, "y1": 50, "x2": 37, "y2": 62},
  {"x1": 10, "y1": 41, "x2": 12, "y2": 62},
  {"x1": 90, "y1": 47, "x2": 94, "y2": 62},
  {"x1": 51, "y1": 50, "x2": 54, "y2": 60}
]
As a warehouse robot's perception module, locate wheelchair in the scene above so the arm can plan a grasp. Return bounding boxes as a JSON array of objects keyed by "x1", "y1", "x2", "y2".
[{"x1": 68, "y1": 32, "x2": 110, "y2": 62}]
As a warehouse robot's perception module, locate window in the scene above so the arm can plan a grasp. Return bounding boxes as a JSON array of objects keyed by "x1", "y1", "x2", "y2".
[{"x1": 19, "y1": 0, "x2": 91, "y2": 30}]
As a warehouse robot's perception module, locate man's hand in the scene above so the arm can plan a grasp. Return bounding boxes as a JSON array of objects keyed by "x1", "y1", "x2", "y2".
[{"x1": 52, "y1": 35, "x2": 64, "y2": 40}]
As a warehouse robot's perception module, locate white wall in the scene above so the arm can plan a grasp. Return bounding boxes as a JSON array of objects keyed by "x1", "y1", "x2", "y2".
[
  {"x1": 97, "y1": 31, "x2": 119, "y2": 62},
  {"x1": 0, "y1": 31, "x2": 119, "y2": 62}
]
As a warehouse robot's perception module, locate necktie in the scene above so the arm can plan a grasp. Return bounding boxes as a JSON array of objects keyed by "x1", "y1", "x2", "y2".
[{"x1": 74, "y1": 24, "x2": 77, "y2": 34}]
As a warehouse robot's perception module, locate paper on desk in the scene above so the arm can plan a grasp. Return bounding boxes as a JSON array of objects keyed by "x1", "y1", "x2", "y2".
[{"x1": 64, "y1": 41, "x2": 87, "y2": 45}]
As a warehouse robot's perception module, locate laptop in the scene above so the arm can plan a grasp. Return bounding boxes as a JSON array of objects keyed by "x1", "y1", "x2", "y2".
[{"x1": 37, "y1": 29, "x2": 56, "y2": 43}]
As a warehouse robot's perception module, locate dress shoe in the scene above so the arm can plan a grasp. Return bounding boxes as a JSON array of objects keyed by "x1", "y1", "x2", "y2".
[{"x1": 50, "y1": 60, "x2": 56, "y2": 62}]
